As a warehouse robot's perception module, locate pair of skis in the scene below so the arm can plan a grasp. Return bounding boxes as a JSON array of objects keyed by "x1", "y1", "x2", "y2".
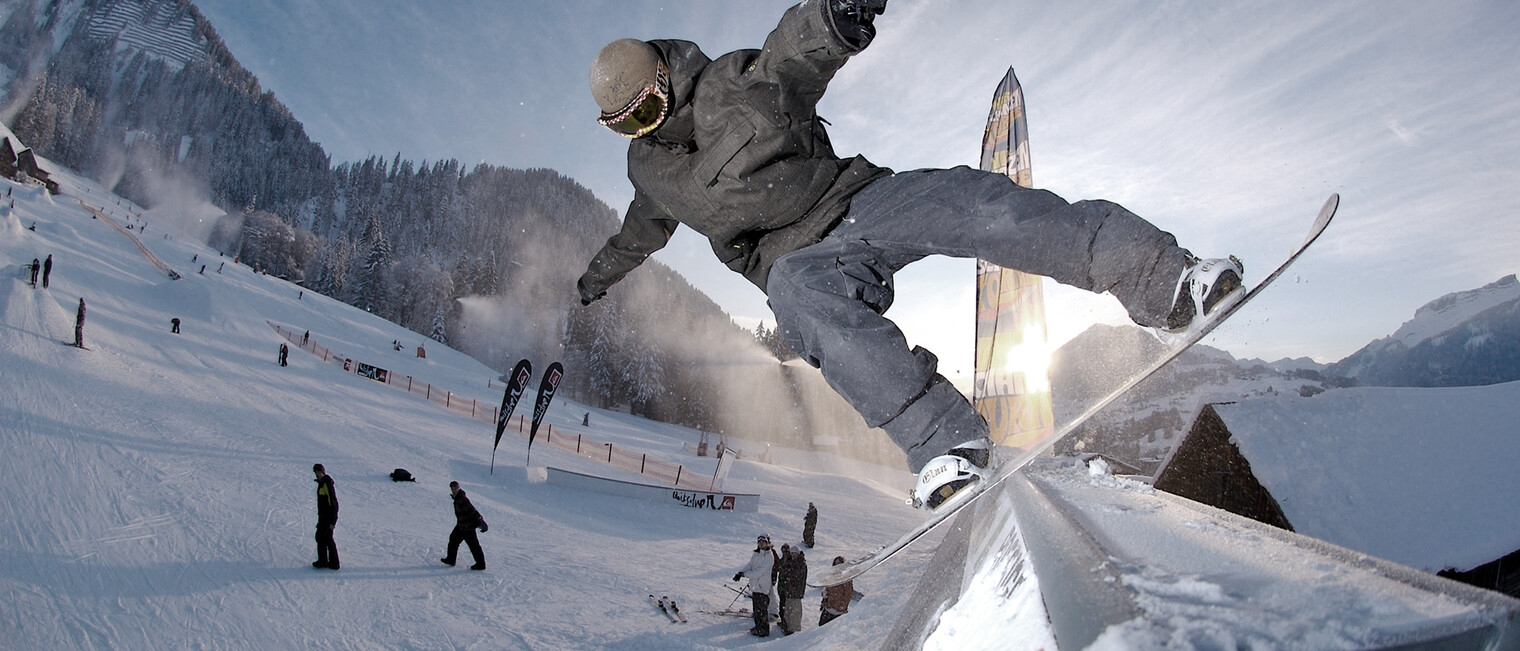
[{"x1": 649, "y1": 594, "x2": 687, "y2": 623}]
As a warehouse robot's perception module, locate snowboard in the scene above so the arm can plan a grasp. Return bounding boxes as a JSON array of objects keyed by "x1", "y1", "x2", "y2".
[{"x1": 810, "y1": 194, "x2": 1339, "y2": 588}]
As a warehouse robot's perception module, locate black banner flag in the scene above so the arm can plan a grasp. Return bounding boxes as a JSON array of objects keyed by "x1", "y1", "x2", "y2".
[
  {"x1": 526, "y1": 362, "x2": 564, "y2": 465},
  {"x1": 491, "y1": 359, "x2": 532, "y2": 474}
]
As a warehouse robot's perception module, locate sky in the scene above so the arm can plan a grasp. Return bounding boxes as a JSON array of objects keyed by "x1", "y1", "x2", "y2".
[
  {"x1": 4, "y1": 155, "x2": 1511, "y2": 647},
  {"x1": 191, "y1": 0, "x2": 1520, "y2": 370}
]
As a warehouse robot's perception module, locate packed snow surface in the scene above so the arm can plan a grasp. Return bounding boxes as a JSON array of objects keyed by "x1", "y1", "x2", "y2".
[{"x1": 0, "y1": 131, "x2": 941, "y2": 648}]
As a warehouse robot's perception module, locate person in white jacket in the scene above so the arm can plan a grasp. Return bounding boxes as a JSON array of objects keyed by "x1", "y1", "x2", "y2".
[{"x1": 733, "y1": 534, "x2": 776, "y2": 637}]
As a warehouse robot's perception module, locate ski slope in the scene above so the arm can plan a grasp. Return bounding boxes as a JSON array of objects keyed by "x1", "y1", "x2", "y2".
[{"x1": 0, "y1": 135, "x2": 938, "y2": 648}]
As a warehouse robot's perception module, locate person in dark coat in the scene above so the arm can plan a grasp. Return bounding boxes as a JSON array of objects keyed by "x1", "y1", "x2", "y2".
[
  {"x1": 278, "y1": 343, "x2": 289, "y2": 366},
  {"x1": 29, "y1": 258, "x2": 39, "y2": 287},
  {"x1": 73, "y1": 298, "x2": 85, "y2": 347},
  {"x1": 780, "y1": 547, "x2": 808, "y2": 634},
  {"x1": 579, "y1": 1, "x2": 1244, "y2": 510},
  {"x1": 819, "y1": 556, "x2": 852, "y2": 626},
  {"x1": 41, "y1": 254, "x2": 51, "y2": 288},
  {"x1": 312, "y1": 463, "x2": 340, "y2": 569},
  {"x1": 170, "y1": 317, "x2": 180, "y2": 334},
  {"x1": 776, "y1": 544, "x2": 795, "y2": 633},
  {"x1": 802, "y1": 502, "x2": 818, "y2": 548},
  {"x1": 441, "y1": 481, "x2": 487, "y2": 570}
]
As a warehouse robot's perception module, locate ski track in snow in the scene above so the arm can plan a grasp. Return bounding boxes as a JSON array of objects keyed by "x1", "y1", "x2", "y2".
[{"x1": 1, "y1": 150, "x2": 937, "y2": 648}]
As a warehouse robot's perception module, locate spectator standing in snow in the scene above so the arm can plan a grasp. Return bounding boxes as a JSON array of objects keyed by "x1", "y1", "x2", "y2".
[
  {"x1": 781, "y1": 547, "x2": 807, "y2": 634},
  {"x1": 73, "y1": 298, "x2": 85, "y2": 347},
  {"x1": 312, "y1": 463, "x2": 340, "y2": 570},
  {"x1": 278, "y1": 343, "x2": 289, "y2": 366},
  {"x1": 29, "y1": 258, "x2": 39, "y2": 287},
  {"x1": 170, "y1": 318, "x2": 180, "y2": 334},
  {"x1": 819, "y1": 556, "x2": 852, "y2": 626},
  {"x1": 441, "y1": 481, "x2": 488, "y2": 570},
  {"x1": 41, "y1": 254, "x2": 51, "y2": 288},
  {"x1": 802, "y1": 502, "x2": 818, "y2": 548},
  {"x1": 776, "y1": 544, "x2": 794, "y2": 632},
  {"x1": 733, "y1": 534, "x2": 775, "y2": 637}
]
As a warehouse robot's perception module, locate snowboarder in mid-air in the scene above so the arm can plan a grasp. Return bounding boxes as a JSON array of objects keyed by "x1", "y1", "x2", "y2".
[{"x1": 579, "y1": 0, "x2": 1243, "y2": 511}]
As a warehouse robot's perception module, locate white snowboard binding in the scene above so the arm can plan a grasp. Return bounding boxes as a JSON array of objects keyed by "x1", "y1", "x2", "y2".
[
  {"x1": 1158, "y1": 255, "x2": 1245, "y2": 346},
  {"x1": 910, "y1": 438, "x2": 995, "y2": 511}
]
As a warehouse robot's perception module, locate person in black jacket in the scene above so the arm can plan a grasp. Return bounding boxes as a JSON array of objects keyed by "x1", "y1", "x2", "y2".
[
  {"x1": 580, "y1": 1, "x2": 1244, "y2": 512},
  {"x1": 313, "y1": 463, "x2": 340, "y2": 570},
  {"x1": 441, "y1": 481, "x2": 488, "y2": 570}
]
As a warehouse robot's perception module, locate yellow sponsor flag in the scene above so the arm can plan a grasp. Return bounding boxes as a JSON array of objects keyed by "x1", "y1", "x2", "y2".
[{"x1": 974, "y1": 68, "x2": 1054, "y2": 450}]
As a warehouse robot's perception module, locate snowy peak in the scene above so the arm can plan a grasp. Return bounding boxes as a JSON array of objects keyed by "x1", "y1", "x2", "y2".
[
  {"x1": 1394, "y1": 274, "x2": 1520, "y2": 348},
  {"x1": 1331, "y1": 275, "x2": 1520, "y2": 387}
]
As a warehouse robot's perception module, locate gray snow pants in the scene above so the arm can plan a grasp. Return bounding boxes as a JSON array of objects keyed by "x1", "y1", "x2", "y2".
[{"x1": 767, "y1": 166, "x2": 1188, "y2": 471}]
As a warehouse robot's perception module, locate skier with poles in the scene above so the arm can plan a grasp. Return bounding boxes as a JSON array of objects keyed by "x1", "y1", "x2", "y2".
[
  {"x1": 732, "y1": 534, "x2": 776, "y2": 637},
  {"x1": 578, "y1": 0, "x2": 1244, "y2": 512}
]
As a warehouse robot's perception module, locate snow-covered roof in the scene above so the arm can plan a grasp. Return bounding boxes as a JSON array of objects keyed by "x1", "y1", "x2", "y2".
[{"x1": 1214, "y1": 383, "x2": 1520, "y2": 572}]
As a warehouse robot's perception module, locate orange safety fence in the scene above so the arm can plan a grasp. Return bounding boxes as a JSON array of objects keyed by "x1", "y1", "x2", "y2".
[
  {"x1": 79, "y1": 200, "x2": 181, "y2": 280},
  {"x1": 268, "y1": 321, "x2": 717, "y2": 491}
]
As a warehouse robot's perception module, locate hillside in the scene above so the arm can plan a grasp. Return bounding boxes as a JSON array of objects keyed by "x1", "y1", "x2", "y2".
[{"x1": 0, "y1": 129, "x2": 936, "y2": 649}]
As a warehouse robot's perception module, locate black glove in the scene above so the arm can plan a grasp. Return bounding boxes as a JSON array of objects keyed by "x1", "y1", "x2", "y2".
[
  {"x1": 827, "y1": 0, "x2": 887, "y2": 50},
  {"x1": 733, "y1": 572, "x2": 743, "y2": 582},
  {"x1": 576, "y1": 277, "x2": 605, "y2": 306},
  {"x1": 479, "y1": 522, "x2": 488, "y2": 533}
]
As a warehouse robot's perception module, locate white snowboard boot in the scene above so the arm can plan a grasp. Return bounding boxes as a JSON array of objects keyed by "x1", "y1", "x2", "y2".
[
  {"x1": 911, "y1": 438, "x2": 995, "y2": 511},
  {"x1": 1160, "y1": 255, "x2": 1245, "y2": 343}
]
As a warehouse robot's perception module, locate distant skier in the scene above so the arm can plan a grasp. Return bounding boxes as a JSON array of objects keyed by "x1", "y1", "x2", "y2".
[
  {"x1": 170, "y1": 318, "x2": 180, "y2": 334},
  {"x1": 802, "y1": 502, "x2": 818, "y2": 548},
  {"x1": 41, "y1": 254, "x2": 51, "y2": 288},
  {"x1": 29, "y1": 258, "x2": 39, "y2": 287},
  {"x1": 73, "y1": 298, "x2": 85, "y2": 347},
  {"x1": 312, "y1": 463, "x2": 340, "y2": 570},
  {"x1": 440, "y1": 481, "x2": 488, "y2": 570},
  {"x1": 278, "y1": 343, "x2": 289, "y2": 367},
  {"x1": 819, "y1": 556, "x2": 852, "y2": 626},
  {"x1": 732, "y1": 534, "x2": 776, "y2": 637},
  {"x1": 579, "y1": 0, "x2": 1244, "y2": 511}
]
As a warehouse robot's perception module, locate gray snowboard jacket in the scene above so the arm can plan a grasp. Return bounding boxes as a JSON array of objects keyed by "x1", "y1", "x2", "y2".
[{"x1": 579, "y1": 1, "x2": 891, "y2": 297}]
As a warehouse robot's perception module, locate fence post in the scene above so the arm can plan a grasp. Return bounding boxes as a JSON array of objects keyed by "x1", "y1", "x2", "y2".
[
  {"x1": 577, "y1": 435, "x2": 582, "y2": 454},
  {"x1": 675, "y1": 466, "x2": 683, "y2": 487},
  {"x1": 607, "y1": 443, "x2": 613, "y2": 463},
  {"x1": 641, "y1": 454, "x2": 647, "y2": 474}
]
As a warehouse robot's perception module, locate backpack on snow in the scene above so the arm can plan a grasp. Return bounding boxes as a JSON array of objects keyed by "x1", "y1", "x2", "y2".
[{"x1": 389, "y1": 468, "x2": 416, "y2": 482}]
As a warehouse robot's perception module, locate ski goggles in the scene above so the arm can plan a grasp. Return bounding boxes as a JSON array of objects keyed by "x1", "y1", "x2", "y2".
[{"x1": 597, "y1": 63, "x2": 671, "y2": 138}]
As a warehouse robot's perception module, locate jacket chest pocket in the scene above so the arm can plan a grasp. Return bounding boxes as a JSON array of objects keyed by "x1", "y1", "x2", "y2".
[{"x1": 694, "y1": 126, "x2": 755, "y2": 188}]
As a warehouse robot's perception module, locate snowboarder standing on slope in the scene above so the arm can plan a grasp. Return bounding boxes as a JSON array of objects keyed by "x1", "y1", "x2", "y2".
[
  {"x1": 441, "y1": 481, "x2": 488, "y2": 570},
  {"x1": 578, "y1": 0, "x2": 1244, "y2": 511},
  {"x1": 802, "y1": 502, "x2": 818, "y2": 548},
  {"x1": 312, "y1": 463, "x2": 340, "y2": 570},
  {"x1": 733, "y1": 534, "x2": 776, "y2": 637},
  {"x1": 73, "y1": 298, "x2": 85, "y2": 348}
]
